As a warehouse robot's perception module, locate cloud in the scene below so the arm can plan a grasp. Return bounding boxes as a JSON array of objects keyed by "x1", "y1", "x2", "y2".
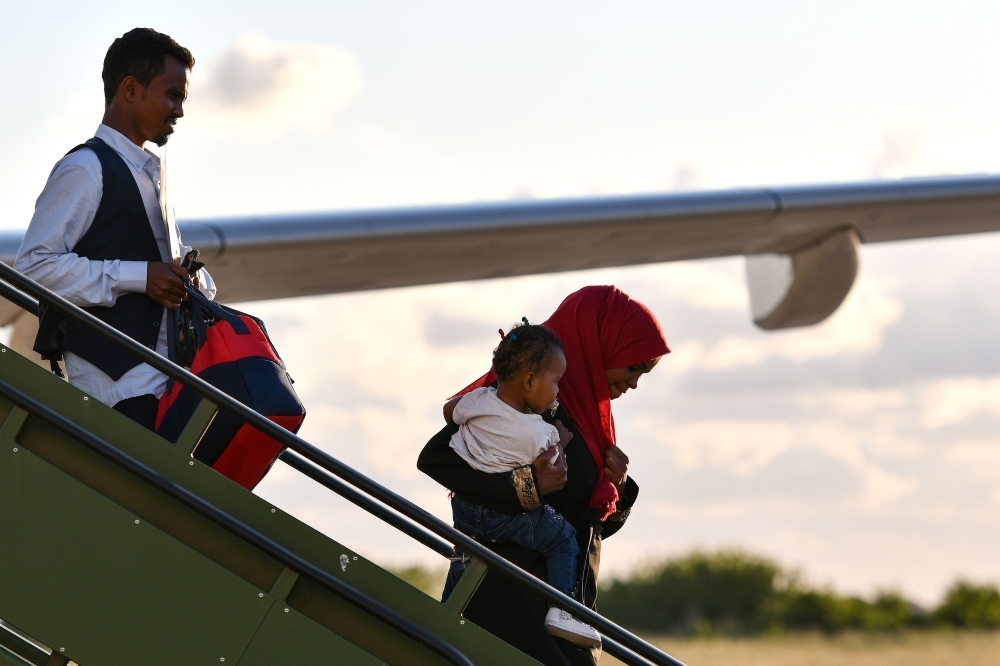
[
  {"x1": 672, "y1": 162, "x2": 704, "y2": 190},
  {"x1": 632, "y1": 410, "x2": 918, "y2": 508},
  {"x1": 872, "y1": 126, "x2": 925, "y2": 179},
  {"x1": 943, "y1": 441, "x2": 1000, "y2": 505},
  {"x1": 795, "y1": 388, "x2": 908, "y2": 416},
  {"x1": 639, "y1": 262, "x2": 748, "y2": 313},
  {"x1": 509, "y1": 186, "x2": 536, "y2": 200},
  {"x1": 944, "y1": 440, "x2": 1000, "y2": 466},
  {"x1": 676, "y1": 274, "x2": 903, "y2": 372},
  {"x1": 189, "y1": 33, "x2": 362, "y2": 137},
  {"x1": 637, "y1": 418, "x2": 794, "y2": 476},
  {"x1": 920, "y1": 377, "x2": 1000, "y2": 428},
  {"x1": 851, "y1": 458, "x2": 920, "y2": 507},
  {"x1": 424, "y1": 312, "x2": 499, "y2": 349}
]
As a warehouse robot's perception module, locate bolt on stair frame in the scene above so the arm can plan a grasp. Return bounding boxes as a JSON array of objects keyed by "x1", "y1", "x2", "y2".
[{"x1": 0, "y1": 263, "x2": 685, "y2": 666}]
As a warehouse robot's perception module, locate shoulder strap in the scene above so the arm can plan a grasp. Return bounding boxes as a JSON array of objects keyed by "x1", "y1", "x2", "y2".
[
  {"x1": 185, "y1": 284, "x2": 248, "y2": 334},
  {"x1": 65, "y1": 137, "x2": 107, "y2": 157}
]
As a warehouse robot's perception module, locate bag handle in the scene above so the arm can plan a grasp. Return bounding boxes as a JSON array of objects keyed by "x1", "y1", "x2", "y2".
[
  {"x1": 168, "y1": 289, "x2": 211, "y2": 366},
  {"x1": 186, "y1": 288, "x2": 210, "y2": 342},
  {"x1": 184, "y1": 284, "x2": 248, "y2": 334}
]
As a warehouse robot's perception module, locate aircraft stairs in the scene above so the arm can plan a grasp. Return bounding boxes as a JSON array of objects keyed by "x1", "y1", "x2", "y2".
[{"x1": 0, "y1": 264, "x2": 684, "y2": 666}]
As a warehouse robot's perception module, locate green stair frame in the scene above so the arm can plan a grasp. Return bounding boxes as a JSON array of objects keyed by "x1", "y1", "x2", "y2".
[{"x1": 0, "y1": 344, "x2": 541, "y2": 666}]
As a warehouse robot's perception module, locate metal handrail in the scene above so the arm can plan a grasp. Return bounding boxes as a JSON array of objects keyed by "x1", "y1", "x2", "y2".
[
  {"x1": 0, "y1": 263, "x2": 685, "y2": 666},
  {"x1": 278, "y1": 450, "x2": 454, "y2": 558},
  {"x1": 0, "y1": 282, "x2": 455, "y2": 559},
  {"x1": 280, "y1": 451, "x2": 660, "y2": 665},
  {"x1": 0, "y1": 379, "x2": 474, "y2": 666},
  {"x1": 0, "y1": 621, "x2": 48, "y2": 666},
  {"x1": 0, "y1": 275, "x2": 460, "y2": 560}
]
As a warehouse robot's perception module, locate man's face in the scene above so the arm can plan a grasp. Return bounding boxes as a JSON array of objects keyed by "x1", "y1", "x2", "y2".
[{"x1": 135, "y1": 56, "x2": 188, "y2": 146}]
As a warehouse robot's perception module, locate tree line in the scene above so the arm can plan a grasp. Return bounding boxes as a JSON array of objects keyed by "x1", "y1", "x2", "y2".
[{"x1": 597, "y1": 549, "x2": 1000, "y2": 635}]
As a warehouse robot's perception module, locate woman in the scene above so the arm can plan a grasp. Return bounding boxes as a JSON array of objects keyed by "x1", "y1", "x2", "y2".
[{"x1": 417, "y1": 285, "x2": 669, "y2": 666}]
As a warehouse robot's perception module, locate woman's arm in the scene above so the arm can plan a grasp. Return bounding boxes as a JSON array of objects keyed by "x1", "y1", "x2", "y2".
[
  {"x1": 417, "y1": 423, "x2": 564, "y2": 513},
  {"x1": 442, "y1": 396, "x2": 461, "y2": 424}
]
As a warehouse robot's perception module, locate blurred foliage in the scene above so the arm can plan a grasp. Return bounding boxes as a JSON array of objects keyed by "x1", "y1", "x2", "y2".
[
  {"x1": 386, "y1": 551, "x2": 1000, "y2": 636},
  {"x1": 388, "y1": 564, "x2": 449, "y2": 599},
  {"x1": 933, "y1": 581, "x2": 1000, "y2": 629},
  {"x1": 597, "y1": 550, "x2": 781, "y2": 634},
  {"x1": 779, "y1": 588, "x2": 924, "y2": 633},
  {"x1": 597, "y1": 549, "x2": 994, "y2": 636}
]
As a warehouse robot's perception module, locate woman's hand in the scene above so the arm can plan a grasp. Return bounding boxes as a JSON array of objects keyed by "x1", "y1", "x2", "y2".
[
  {"x1": 533, "y1": 445, "x2": 568, "y2": 495},
  {"x1": 603, "y1": 445, "x2": 629, "y2": 489}
]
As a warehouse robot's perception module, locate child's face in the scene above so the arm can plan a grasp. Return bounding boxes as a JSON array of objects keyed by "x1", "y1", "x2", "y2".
[{"x1": 524, "y1": 348, "x2": 567, "y2": 414}]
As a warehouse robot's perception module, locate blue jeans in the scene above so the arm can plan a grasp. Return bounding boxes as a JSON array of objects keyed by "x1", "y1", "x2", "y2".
[{"x1": 451, "y1": 495, "x2": 580, "y2": 599}]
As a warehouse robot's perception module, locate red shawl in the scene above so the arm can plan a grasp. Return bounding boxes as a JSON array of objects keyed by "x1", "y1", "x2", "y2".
[{"x1": 456, "y1": 285, "x2": 670, "y2": 520}]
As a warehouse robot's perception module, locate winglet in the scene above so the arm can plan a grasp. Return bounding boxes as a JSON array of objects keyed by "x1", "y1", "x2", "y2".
[{"x1": 747, "y1": 227, "x2": 860, "y2": 330}]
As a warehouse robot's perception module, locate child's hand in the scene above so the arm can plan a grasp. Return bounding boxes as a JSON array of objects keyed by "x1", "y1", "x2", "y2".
[
  {"x1": 554, "y1": 419, "x2": 574, "y2": 450},
  {"x1": 533, "y1": 445, "x2": 568, "y2": 495}
]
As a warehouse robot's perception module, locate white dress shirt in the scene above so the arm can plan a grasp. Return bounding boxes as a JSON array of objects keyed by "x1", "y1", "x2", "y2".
[
  {"x1": 14, "y1": 124, "x2": 216, "y2": 407},
  {"x1": 449, "y1": 387, "x2": 561, "y2": 473}
]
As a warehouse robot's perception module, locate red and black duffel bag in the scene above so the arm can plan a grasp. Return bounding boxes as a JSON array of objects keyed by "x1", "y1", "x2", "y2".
[{"x1": 156, "y1": 284, "x2": 305, "y2": 489}]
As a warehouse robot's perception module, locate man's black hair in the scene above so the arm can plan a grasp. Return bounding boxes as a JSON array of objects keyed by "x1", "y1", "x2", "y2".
[
  {"x1": 103, "y1": 28, "x2": 195, "y2": 106},
  {"x1": 493, "y1": 323, "x2": 564, "y2": 382}
]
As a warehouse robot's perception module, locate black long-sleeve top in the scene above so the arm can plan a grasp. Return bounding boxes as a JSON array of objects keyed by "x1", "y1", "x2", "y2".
[{"x1": 417, "y1": 403, "x2": 639, "y2": 666}]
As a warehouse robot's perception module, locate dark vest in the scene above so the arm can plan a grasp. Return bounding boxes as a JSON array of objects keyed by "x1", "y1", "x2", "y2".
[{"x1": 35, "y1": 138, "x2": 165, "y2": 380}]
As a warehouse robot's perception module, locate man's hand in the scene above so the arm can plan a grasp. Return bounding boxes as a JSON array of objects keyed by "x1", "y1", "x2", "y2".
[
  {"x1": 603, "y1": 445, "x2": 629, "y2": 489},
  {"x1": 147, "y1": 262, "x2": 189, "y2": 310},
  {"x1": 533, "y1": 445, "x2": 568, "y2": 495}
]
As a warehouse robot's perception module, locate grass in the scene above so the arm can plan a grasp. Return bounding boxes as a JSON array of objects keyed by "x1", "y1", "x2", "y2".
[{"x1": 599, "y1": 631, "x2": 1000, "y2": 666}]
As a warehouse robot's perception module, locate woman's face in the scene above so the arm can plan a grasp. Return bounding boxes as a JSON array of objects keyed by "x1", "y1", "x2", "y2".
[{"x1": 605, "y1": 358, "x2": 661, "y2": 400}]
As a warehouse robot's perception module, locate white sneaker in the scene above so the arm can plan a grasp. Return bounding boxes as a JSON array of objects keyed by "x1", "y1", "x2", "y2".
[{"x1": 544, "y1": 607, "x2": 602, "y2": 647}]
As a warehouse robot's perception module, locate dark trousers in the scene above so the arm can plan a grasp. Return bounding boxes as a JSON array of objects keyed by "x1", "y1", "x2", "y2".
[{"x1": 112, "y1": 394, "x2": 159, "y2": 432}]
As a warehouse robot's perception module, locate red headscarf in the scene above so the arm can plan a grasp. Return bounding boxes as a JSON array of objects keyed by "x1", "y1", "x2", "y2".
[{"x1": 456, "y1": 286, "x2": 670, "y2": 520}]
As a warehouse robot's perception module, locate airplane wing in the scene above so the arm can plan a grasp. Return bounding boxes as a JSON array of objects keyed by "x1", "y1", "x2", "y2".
[{"x1": 2, "y1": 174, "x2": 1000, "y2": 330}]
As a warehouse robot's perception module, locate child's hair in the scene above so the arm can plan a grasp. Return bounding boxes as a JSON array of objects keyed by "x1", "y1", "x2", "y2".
[{"x1": 493, "y1": 321, "x2": 564, "y2": 382}]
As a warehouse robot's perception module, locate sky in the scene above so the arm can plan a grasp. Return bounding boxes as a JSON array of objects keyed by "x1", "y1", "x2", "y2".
[{"x1": 3, "y1": 1, "x2": 1000, "y2": 605}]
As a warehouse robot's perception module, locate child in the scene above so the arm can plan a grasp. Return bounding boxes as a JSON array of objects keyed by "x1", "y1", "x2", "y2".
[{"x1": 443, "y1": 322, "x2": 601, "y2": 647}]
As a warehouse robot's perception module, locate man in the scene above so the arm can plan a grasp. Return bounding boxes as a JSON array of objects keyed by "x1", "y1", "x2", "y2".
[{"x1": 15, "y1": 28, "x2": 216, "y2": 431}]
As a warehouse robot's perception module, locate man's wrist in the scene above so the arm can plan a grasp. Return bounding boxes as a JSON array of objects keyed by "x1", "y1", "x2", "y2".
[{"x1": 119, "y1": 261, "x2": 148, "y2": 293}]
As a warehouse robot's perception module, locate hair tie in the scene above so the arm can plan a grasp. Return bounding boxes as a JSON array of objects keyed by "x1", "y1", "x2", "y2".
[
  {"x1": 498, "y1": 328, "x2": 505, "y2": 339},
  {"x1": 522, "y1": 316, "x2": 530, "y2": 326}
]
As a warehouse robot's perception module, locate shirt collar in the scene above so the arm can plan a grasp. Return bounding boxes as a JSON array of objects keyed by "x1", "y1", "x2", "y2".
[{"x1": 94, "y1": 124, "x2": 161, "y2": 175}]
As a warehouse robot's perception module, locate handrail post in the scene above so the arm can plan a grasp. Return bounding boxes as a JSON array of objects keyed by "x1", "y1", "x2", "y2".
[
  {"x1": 444, "y1": 557, "x2": 489, "y2": 614},
  {"x1": 268, "y1": 568, "x2": 301, "y2": 603},
  {"x1": 172, "y1": 398, "x2": 218, "y2": 456}
]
